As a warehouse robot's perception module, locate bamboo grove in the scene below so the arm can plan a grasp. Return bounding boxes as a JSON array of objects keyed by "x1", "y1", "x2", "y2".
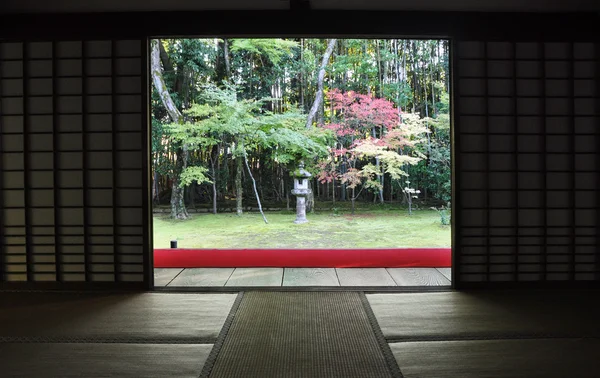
[{"x1": 151, "y1": 39, "x2": 451, "y2": 219}]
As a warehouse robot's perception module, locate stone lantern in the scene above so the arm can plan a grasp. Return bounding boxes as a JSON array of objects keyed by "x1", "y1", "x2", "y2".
[{"x1": 291, "y1": 161, "x2": 312, "y2": 224}]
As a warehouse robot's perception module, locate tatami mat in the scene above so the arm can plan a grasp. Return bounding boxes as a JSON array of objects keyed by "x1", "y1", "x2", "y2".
[
  {"x1": 2, "y1": 290, "x2": 598, "y2": 378},
  {"x1": 367, "y1": 291, "x2": 600, "y2": 340},
  {"x1": 390, "y1": 338, "x2": 600, "y2": 378},
  {"x1": 0, "y1": 343, "x2": 212, "y2": 378},
  {"x1": 205, "y1": 292, "x2": 398, "y2": 378},
  {"x1": 0, "y1": 293, "x2": 236, "y2": 341}
]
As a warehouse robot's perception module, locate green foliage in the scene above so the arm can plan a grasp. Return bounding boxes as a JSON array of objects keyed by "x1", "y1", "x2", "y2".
[
  {"x1": 151, "y1": 119, "x2": 175, "y2": 177},
  {"x1": 151, "y1": 38, "x2": 451, "y2": 213},
  {"x1": 407, "y1": 112, "x2": 451, "y2": 203},
  {"x1": 231, "y1": 39, "x2": 299, "y2": 64},
  {"x1": 179, "y1": 166, "x2": 212, "y2": 188},
  {"x1": 431, "y1": 204, "x2": 451, "y2": 226},
  {"x1": 183, "y1": 84, "x2": 330, "y2": 165}
]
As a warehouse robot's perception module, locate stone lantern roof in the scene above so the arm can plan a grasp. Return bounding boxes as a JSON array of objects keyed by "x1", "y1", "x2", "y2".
[{"x1": 291, "y1": 161, "x2": 312, "y2": 179}]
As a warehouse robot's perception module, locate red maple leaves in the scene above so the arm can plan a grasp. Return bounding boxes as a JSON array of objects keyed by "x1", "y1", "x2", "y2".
[{"x1": 323, "y1": 89, "x2": 401, "y2": 137}]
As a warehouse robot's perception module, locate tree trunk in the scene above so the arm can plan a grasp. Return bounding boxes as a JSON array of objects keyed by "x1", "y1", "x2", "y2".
[
  {"x1": 411, "y1": 41, "x2": 418, "y2": 114},
  {"x1": 332, "y1": 176, "x2": 336, "y2": 205},
  {"x1": 236, "y1": 150, "x2": 243, "y2": 216},
  {"x1": 372, "y1": 128, "x2": 384, "y2": 203},
  {"x1": 430, "y1": 42, "x2": 437, "y2": 117},
  {"x1": 243, "y1": 149, "x2": 268, "y2": 224},
  {"x1": 170, "y1": 179, "x2": 188, "y2": 220},
  {"x1": 223, "y1": 38, "x2": 231, "y2": 78},
  {"x1": 377, "y1": 40, "x2": 383, "y2": 97},
  {"x1": 152, "y1": 171, "x2": 159, "y2": 205},
  {"x1": 286, "y1": 177, "x2": 290, "y2": 211},
  {"x1": 151, "y1": 39, "x2": 189, "y2": 219},
  {"x1": 307, "y1": 181, "x2": 314, "y2": 213},
  {"x1": 151, "y1": 40, "x2": 183, "y2": 124},
  {"x1": 340, "y1": 162, "x2": 346, "y2": 201},
  {"x1": 306, "y1": 39, "x2": 337, "y2": 128},
  {"x1": 299, "y1": 39, "x2": 305, "y2": 111},
  {"x1": 210, "y1": 146, "x2": 218, "y2": 215},
  {"x1": 158, "y1": 41, "x2": 181, "y2": 93}
]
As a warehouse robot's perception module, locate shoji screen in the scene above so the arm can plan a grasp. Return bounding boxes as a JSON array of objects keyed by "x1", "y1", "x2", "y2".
[
  {"x1": 0, "y1": 40, "x2": 150, "y2": 286},
  {"x1": 455, "y1": 41, "x2": 599, "y2": 285}
]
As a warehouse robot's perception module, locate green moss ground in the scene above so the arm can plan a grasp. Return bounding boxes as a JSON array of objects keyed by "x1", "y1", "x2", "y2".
[{"x1": 153, "y1": 208, "x2": 450, "y2": 249}]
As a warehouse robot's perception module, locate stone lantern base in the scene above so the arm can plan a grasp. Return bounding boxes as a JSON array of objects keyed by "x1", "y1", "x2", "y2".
[
  {"x1": 291, "y1": 188, "x2": 311, "y2": 224},
  {"x1": 293, "y1": 197, "x2": 309, "y2": 224}
]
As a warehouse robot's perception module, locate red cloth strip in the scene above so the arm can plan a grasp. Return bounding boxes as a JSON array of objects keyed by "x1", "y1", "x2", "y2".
[{"x1": 154, "y1": 248, "x2": 451, "y2": 268}]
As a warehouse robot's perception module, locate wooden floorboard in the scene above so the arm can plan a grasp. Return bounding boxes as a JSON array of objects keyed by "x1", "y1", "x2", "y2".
[
  {"x1": 168, "y1": 268, "x2": 234, "y2": 287},
  {"x1": 436, "y1": 267, "x2": 452, "y2": 281},
  {"x1": 336, "y1": 268, "x2": 397, "y2": 286},
  {"x1": 153, "y1": 268, "x2": 183, "y2": 287},
  {"x1": 386, "y1": 268, "x2": 451, "y2": 286},
  {"x1": 390, "y1": 339, "x2": 600, "y2": 378},
  {"x1": 225, "y1": 268, "x2": 283, "y2": 286},
  {"x1": 153, "y1": 267, "x2": 455, "y2": 287},
  {"x1": 0, "y1": 344, "x2": 212, "y2": 378},
  {"x1": 282, "y1": 268, "x2": 340, "y2": 286}
]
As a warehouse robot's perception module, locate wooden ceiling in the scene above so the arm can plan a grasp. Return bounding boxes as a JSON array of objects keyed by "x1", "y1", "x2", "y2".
[{"x1": 1, "y1": 0, "x2": 599, "y2": 14}]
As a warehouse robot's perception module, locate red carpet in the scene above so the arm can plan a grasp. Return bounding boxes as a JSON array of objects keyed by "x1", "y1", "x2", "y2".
[{"x1": 153, "y1": 248, "x2": 451, "y2": 268}]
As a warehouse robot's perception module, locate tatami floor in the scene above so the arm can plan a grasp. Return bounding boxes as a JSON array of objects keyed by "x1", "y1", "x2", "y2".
[
  {"x1": 1, "y1": 289, "x2": 598, "y2": 377},
  {"x1": 155, "y1": 267, "x2": 452, "y2": 287}
]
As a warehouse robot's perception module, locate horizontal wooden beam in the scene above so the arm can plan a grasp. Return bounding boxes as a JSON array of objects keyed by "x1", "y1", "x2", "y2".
[{"x1": 0, "y1": 11, "x2": 598, "y2": 41}]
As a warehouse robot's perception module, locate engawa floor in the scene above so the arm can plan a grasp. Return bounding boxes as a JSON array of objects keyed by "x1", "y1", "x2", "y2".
[
  {"x1": 0, "y1": 290, "x2": 598, "y2": 377},
  {"x1": 155, "y1": 267, "x2": 452, "y2": 287}
]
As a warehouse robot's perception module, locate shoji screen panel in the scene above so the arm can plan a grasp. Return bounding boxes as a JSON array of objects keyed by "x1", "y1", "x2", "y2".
[
  {"x1": 456, "y1": 41, "x2": 599, "y2": 284},
  {"x1": 0, "y1": 40, "x2": 149, "y2": 285}
]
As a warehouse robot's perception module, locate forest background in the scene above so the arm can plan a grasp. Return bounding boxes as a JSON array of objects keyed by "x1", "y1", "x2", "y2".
[{"x1": 151, "y1": 38, "x2": 451, "y2": 221}]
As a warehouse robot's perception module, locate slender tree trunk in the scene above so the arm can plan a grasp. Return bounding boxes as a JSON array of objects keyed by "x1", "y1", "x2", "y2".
[
  {"x1": 152, "y1": 171, "x2": 158, "y2": 204},
  {"x1": 307, "y1": 181, "x2": 314, "y2": 213},
  {"x1": 151, "y1": 39, "x2": 188, "y2": 219},
  {"x1": 377, "y1": 40, "x2": 383, "y2": 97},
  {"x1": 340, "y1": 162, "x2": 346, "y2": 201},
  {"x1": 372, "y1": 128, "x2": 385, "y2": 203},
  {"x1": 212, "y1": 177, "x2": 217, "y2": 214},
  {"x1": 210, "y1": 146, "x2": 218, "y2": 214},
  {"x1": 299, "y1": 39, "x2": 305, "y2": 111},
  {"x1": 223, "y1": 38, "x2": 231, "y2": 78},
  {"x1": 423, "y1": 58, "x2": 432, "y2": 184},
  {"x1": 316, "y1": 178, "x2": 320, "y2": 200},
  {"x1": 363, "y1": 41, "x2": 369, "y2": 95},
  {"x1": 430, "y1": 42, "x2": 437, "y2": 117},
  {"x1": 243, "y1": 149, "x2": 268, "y2": 224},
  {"x1": 306, "y1": 39, "x2": 337, "y2": 128},
  {"x1": 286, "y1": 176, "x2": 290, "y2": 211},
  {"x1": 235, "y1": 149, "x2": 243, "y2": 216},
  {"x1": 332, "y1": 176, "x2": 336, "y2": 205},
  {"x1": 411, "y1": 41, "x2": 418, "y2": 114}
]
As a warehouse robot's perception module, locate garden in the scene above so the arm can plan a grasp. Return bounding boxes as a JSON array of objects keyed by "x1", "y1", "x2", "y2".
[{"x1": 151, "y1": 38, "x2": 451, "y2": 252}]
